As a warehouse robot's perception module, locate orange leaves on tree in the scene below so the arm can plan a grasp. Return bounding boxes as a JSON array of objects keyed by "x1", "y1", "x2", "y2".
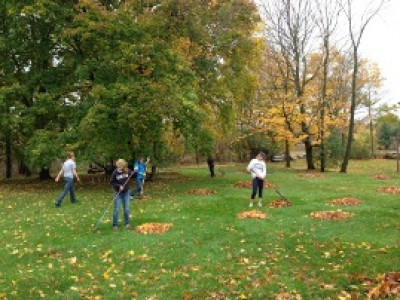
[
  {"x1": 135, "y1": 223, "x2": 173, "y2": 234},
  {"x1": 237, "y1": 210, "x2": 268, "y2": 219}
]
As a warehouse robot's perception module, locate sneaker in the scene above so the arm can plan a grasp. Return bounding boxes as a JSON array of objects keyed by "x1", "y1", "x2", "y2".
[
  {"x1": 125, "y1": 224, "x2": 131, "y2": 229},
  {"x1": 71, "y1": 199, "x2": 79, "y2": 204},
  {"x1": 113, "y1": 226, "x2": 118, "y2": 231},
  {"x1": 249, "y1": 203, "x2": 253, "y2": 208},
  {"x1": 258, "y1": 202, "x2": 262, "y2": 207},
  {"x1": 55, "y1": 202, "x2": 61, "y2": 208}
]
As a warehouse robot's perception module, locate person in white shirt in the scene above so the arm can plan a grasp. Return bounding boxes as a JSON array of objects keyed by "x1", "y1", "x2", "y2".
[
  {"x1": 246, "y1": 152, "x2": 267, "y2": 208},
  {"x1": 55, "y1": 152, "x2": 81, "y2": 207}
]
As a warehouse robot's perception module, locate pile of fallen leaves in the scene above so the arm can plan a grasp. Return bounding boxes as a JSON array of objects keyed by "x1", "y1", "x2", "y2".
[
  {"x1": 237, "y1": 210, "x2": 268, "y2": 219},
  {"x1": 374, "y1": 174, "x2": 389, "y2": 180},
  {"x1": 234, "y1": 181, "x2": 252, "y2": 188},
  {"x1": 329, "y1": 198, "x2": 362, "y2": 206},
  {"x1": 135, "y1": 223, "x2": 173, "y2": 234},
  {"x1": 368, "y1": 272, "x2": 400, "y2": 299},
  {"x1": 309, "y1": 210, "x2": 355, "y2": 221},
  {"x1": 187, "y1": 188, "x2": 216, "y2": 195},
  {"x1": 269, "y1": 199, "x2": 292, "y2": 208},
  {"x1": 378, "y1": 186, "x2": 400, "y2": 194}
]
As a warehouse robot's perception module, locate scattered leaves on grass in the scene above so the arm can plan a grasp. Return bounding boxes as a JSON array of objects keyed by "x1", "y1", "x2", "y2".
[
  {"x1": 368, "y1": 272, "x2": 400, "y2": 299},
  {"x1": 187, "y1": 189, "x2": 216, "y2": 195},
  {"x1": 309, "y1": 211, "x2": 355, "y2": 221},
  {"x1": 135, "y1": 223, "x2": 173, "y2": 234},
  {"x1": 138, "y1": 195, "x2": 152, "y2": 201},
  {"x1": 269, "y1": 199, "x2": 292, "y2": 208},
  {"x1": 237, "y1": 210, "x2": 268, "y2": 219},
  {"x1": 234, "y1": 181, "x2": 276, "y2": 189},
  {"x1": 299, "y1": 172, "x2": 323, "y2": 178},
  {"x1": 275, "y1": 291, "x2": 303, "y2": 300},
  {"x1": 374, "y1": 174, "x2": 389, "y2": 180},
  {"x1": 329, "y1": 198, "x2": 362, "y2": 206},
  {"x1": 377, "y1": 186, "x2": 400, "y2": 194}
]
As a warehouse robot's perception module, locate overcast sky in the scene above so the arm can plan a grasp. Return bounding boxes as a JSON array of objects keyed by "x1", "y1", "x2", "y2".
[
  {"x1": 358, "y1": 0, "x2": 400, "y2": 105},
  {"x1": 256, "y1": 0, "x2": 399, "y2": 106}
]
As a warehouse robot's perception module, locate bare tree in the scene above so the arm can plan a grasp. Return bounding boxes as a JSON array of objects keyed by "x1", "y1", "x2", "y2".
[
  {"x1": 340, "y1": 0, "x2": 389, "y2": 173},
  {"x1": 262, "y1": 0, "x2": 321, "y2": 170},
  {"x1": 314, "y1": 0, "x2": 340, "y2": 171}
]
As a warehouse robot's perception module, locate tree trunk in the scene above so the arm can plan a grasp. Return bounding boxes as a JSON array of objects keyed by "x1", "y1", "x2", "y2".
[
  {"x1": 320, "y1": 37, "x2": 330, "y2": 172},
  {"x1": 368, "y1": 99, "x2": 374, "y2": 157},
  {"x1": 5, "y1": 131, "x2": 12, "y2": 178},
  {"x1": 148, "y1": 141, "x2": 158, "y2": 181},
  {"x1": 19, "y1": 160, "x2": 32, "y2": 177},
  {"x1": 285, "y1": 140, "x2": 291, "y2": 168},
  {"x1": 341, "y1": 48, "x2": 358, "y2": 173},
  {"x1": 39, "y1": 167, "x2": 52, "y2": 180},
  {"x1": 304, "y1": 139, "x2": 315, "y2": 170}
]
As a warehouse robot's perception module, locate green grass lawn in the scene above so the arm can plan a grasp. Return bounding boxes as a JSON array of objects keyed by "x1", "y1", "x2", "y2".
[{"x1": 0, "y1": 160, "x2": 399, "y2": 299}]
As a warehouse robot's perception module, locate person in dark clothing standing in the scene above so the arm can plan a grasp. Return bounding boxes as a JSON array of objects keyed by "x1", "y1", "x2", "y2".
[
  {"x1": 109, "y1": 159, "x2": 133, "y2": 230},
  {"x1": 207, "y1": 157, "x2": 215, "y2": 178}
]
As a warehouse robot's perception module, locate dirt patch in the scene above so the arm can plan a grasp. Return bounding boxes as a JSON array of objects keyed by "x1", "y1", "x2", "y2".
[
  {"x1": 234, "y1": 181, "x2": 276, "y2": 189},
  {"x1": 374, "y1": 174, "x2": 389, "y2": 180},
  {"x1": 237, "y1": 210, "x2": 268, "y2": 219},
  {"x1": 309, "y1": 210, "x2": 355, "y2": 221},
  {"x1": 187, "y1": 189, "x2": 216, "y2": 195},
  {"x1": 329, "y1": 198, "x2": 362, "y2": 206},
  {"x1": 135, "y1": 223, "x2": 173, "y2": 234},
  {"x1": 269, "y1": 199, "x2": 292, "y2": 208},
  {"x1": 378, "y1": 186, "x2": 400, "y2": 194}
]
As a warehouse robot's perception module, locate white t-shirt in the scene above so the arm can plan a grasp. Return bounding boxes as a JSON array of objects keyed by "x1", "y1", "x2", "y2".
[
  {"x1": 63, "y1": 159, "x2": 76, "y2": 178},
  {"x1": 247, "y1": 159, "x2": 266, "y2": 179}
]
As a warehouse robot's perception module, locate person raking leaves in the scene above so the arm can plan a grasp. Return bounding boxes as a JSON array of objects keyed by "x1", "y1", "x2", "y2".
[{"x1": 246, "y1": 152, "x2": 267, "y2": 208}]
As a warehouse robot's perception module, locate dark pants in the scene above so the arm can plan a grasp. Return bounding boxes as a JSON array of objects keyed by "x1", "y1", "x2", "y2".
[
  {"x1": 209, "y1": 165, "x2": 215, "y2": 177},
  {"x1": 251, "y1": 178, "x2": 264, "y2": 199}
]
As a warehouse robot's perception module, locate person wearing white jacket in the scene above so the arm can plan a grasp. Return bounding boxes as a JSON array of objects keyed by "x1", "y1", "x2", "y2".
[{"x1": 246, "y1": 152, "x2": 267, "y2": 207}]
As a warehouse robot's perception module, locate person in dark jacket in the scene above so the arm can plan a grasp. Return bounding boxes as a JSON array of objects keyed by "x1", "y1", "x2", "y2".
[
  {"x1": 109, "y1": 159, "x2": 133, "y2": 230},
  {"x1": 207, "y1": 157, "x2": 215, "y2": 178}
]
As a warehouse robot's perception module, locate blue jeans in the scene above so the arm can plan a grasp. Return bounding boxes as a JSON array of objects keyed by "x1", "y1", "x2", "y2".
[
  {"x1": 112, "y1": 191, "x2": 130, "y2": 227},
  {"x1": 129, "y1": 177, "x2": 144, "y2": 197},
  {"x1": 56, "y1": 177, "x2": 77, "y2": 205}
]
